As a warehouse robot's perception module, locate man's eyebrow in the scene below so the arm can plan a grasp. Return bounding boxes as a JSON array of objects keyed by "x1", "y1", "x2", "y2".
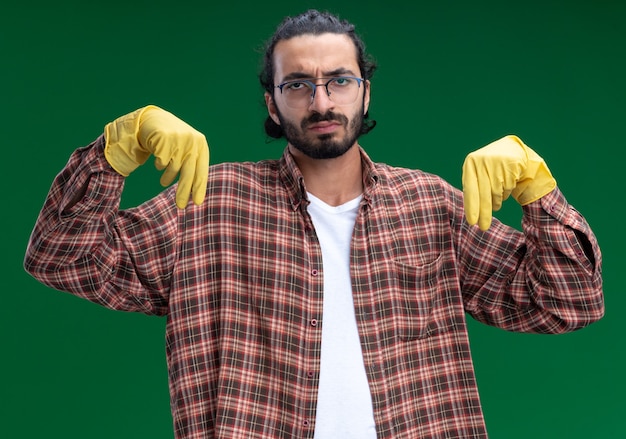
[{"x1": 280, "y1": 68, "x2": 358, "y2": 82}]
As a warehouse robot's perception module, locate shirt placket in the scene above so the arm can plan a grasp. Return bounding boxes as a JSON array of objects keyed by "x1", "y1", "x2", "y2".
[
  {"x1": 298, "y1": 204, "x2": 325, "y2": 437},
  {"x1": 350, "y1": 198, "x2": 397, "y2": 438}
]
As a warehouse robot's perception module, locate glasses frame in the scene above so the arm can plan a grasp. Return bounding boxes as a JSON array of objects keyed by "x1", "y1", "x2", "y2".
[{"x1": 274, "y1": 76, "x2": 364, "y2": 107}]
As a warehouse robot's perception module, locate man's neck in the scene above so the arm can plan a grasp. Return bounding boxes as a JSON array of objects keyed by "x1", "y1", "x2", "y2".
[{"x1": 289, "y1": 144, "x2": 364, "y2": 207}]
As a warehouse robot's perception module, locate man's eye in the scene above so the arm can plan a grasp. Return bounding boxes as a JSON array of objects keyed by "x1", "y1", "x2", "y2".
[
  {"x1": 333, "y1": 77, "x2": 351, "y2": 86},
  {"x1": 287, "y1": 82, "x2": 306, "y2": 90}
]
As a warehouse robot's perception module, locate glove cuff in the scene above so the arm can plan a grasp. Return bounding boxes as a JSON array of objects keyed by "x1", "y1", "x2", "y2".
[
  {"x1": 103, "y1": 105, "x2": 158, "y2": 176},
  {"x1": 511, "y1": 137, "x2": 557, "y2": 205}
]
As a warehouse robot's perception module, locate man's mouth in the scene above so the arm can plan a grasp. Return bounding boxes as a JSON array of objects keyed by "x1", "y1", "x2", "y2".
[{"x1": 307, "y1": 120, "x2": 341, "y2": 134}]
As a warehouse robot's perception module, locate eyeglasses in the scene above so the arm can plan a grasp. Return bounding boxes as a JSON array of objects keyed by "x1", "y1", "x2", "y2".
[{"x1": 275, "y1": 76, "x2": 364, "y2": 109}]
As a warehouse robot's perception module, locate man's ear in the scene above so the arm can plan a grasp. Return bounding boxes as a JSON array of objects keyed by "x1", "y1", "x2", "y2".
[
  {"x1": 363, "y1": 80, "x2": 371, "y2": 115},
  {"x1": 264, "y1": 92, "x2": 281, "y2": 125}
]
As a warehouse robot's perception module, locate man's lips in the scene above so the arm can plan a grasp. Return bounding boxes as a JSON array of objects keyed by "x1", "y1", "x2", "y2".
[{"x1": 307, "y1": 121, "x2": 342, "y2": 134}]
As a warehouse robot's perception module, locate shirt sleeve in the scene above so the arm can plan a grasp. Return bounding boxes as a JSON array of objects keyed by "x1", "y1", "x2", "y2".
[
  {"x1": 23, "y1": 135, "x2": 179, "y2": 316},
  {"x1": 456, "y1": 187, "x2": 604, "y2": 334}
]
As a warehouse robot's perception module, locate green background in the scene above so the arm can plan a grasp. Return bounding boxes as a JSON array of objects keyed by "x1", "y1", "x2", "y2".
[{"x1": 2, "y1": 0, "x2": 624, "y2": 437}]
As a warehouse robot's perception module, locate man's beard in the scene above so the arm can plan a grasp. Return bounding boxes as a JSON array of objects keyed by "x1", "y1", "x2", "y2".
[{"x1": 276, "y1": 102, "x2": 364, "y2": 160}]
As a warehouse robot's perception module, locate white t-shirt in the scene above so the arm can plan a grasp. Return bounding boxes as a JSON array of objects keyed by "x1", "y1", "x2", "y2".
[{"x1": 307, "y1": 193, "x2": 377, "y2": 439}]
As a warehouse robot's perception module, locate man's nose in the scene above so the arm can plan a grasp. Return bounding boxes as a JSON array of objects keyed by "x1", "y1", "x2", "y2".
[{"x1": 308, "y1": 84, "x2": 335, "y2": 112}]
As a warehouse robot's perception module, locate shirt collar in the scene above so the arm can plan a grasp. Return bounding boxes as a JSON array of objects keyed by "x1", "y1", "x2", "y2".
[{"x1": 279, "y1": 145, "x2": 380, "y2": 211}]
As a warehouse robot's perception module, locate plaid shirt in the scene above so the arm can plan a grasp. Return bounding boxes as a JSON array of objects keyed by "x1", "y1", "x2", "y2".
[{"x1": 25, "y1": 135, "x2": 604, "y2": 438}]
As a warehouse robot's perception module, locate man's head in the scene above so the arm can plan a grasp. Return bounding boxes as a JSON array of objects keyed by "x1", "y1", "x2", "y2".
[{"x1": 260, "y1": 10, "x2": 377, "y2": 159}]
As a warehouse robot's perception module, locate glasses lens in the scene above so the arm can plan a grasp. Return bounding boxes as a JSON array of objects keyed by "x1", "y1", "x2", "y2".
[
  {"x1": 282, "y1": 81, "x2": 314, "y2": 109},
  {"x1": 281, "y1": 77, "x2": 361, "y2": 108},
  {"x1": 326, "y1": 77, "x2": 360, "y2": 105}
]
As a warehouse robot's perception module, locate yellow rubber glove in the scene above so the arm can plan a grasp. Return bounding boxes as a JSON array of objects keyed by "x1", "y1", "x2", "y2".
[
  {"x1": 462, "y1": 135, "x2": 556, "y2": 231},
  {"x1": 104, "y1": 105, "x2": 209, "y2": 208}
]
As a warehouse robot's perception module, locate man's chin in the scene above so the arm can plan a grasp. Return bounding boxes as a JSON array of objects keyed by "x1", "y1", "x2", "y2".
[{"x1": 294, "y1": 141, "x2": 353, "y2": 160}]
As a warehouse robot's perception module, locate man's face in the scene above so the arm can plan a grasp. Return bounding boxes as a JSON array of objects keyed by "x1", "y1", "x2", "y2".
[{"x1": 265, "y1": 33, "x2": 370, "y2": 159}]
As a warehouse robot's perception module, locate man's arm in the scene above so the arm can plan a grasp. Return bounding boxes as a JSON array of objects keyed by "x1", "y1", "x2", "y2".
[
  {"x1": 24, "y1": 136, "x2": 179, "y2": 315},
  {"x1": 456, "y1": 187, "x2": 604, "y2": 333}
]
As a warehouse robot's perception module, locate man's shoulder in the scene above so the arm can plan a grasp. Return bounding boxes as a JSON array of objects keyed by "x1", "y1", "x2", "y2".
[
  {"x1": 374, "y1": 162, "x2": 451, "y2": 190},
  {"x1": 209, "y1": 159, "x2": 282, "y2": 179}
]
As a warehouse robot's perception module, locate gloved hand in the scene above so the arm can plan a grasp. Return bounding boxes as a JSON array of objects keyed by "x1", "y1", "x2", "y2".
[
  {"x1": 104, "y1": 105, "x2": 209, "y2": 208},
  {"x1": 462, "y1": 135, "x2": 556, "y2": 231}
]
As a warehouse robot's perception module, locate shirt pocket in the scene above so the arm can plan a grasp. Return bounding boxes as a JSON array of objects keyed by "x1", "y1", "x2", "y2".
[{"x1": 392, "y1": 253, "x2": 451, "y2": 340}]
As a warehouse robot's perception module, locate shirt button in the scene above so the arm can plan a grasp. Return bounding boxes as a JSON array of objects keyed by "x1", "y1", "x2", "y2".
[
  {"x1": 307, "y1": 370, "x2": 315, "y2": 378},
  {"x1": 311, "y1": 269, "x2": 318, "y2": 276},
  {"x1": 310, "y1": 319, "x2": 318, "y2": 327},
  {"x1": 303, "y1": 420, "x2": 311, "y2": 427}
]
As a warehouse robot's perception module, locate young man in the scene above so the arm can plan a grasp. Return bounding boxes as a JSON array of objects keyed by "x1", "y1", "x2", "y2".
[{"x1": 24, "y1": 9, "x2": 604, "y2": 439}]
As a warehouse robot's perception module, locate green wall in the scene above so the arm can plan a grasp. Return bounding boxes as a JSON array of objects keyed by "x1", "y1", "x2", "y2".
[{"x1": 3, "y1": 0, "x2": 624, "y2": 437}]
